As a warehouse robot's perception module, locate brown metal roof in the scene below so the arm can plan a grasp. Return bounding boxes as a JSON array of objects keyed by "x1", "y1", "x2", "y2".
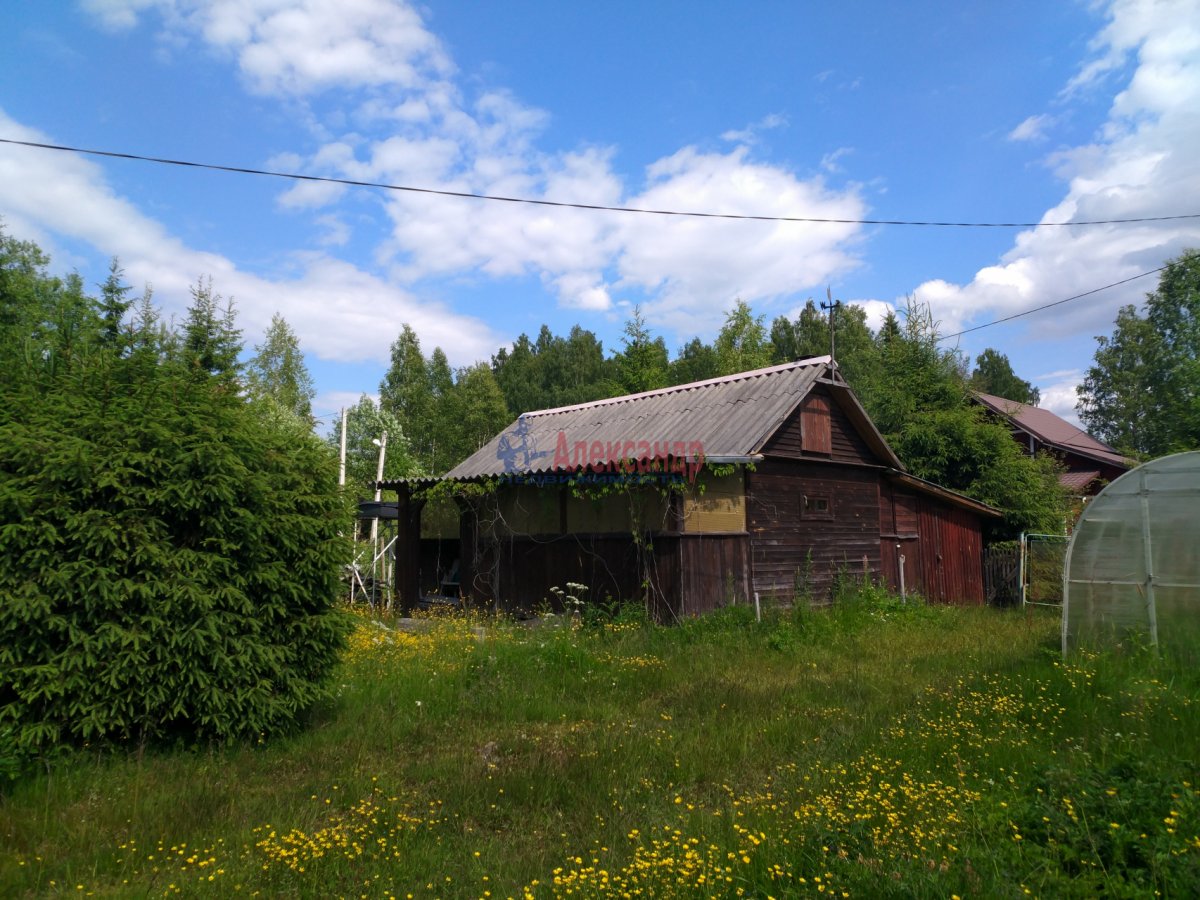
[
  {"x1": 1059, "y1": 468, "x2": 1103, "y2": 492},
  {"x1": 444, "y1": 356, "x2": 895, "y2": 480},
  {"x1": 973, "y1": 392, "x2": 1132, "y2": 469}
]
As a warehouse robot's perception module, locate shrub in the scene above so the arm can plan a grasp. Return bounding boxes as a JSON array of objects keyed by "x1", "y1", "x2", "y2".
[{"x1": 0, "y1": 236, "x2": 349, "y2": 765}]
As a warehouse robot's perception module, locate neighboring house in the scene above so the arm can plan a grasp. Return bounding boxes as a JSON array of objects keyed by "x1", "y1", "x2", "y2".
[
  {"x1": 383, "y1": 357, "x2": 1000, "y2": 620},
  {"x1": 971, "y1": 392, "x2": 1132, "y2": 497}
]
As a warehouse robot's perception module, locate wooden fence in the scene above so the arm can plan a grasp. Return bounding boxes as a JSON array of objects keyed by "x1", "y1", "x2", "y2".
[{"x1": 983, "y1": 545, "x2": 1021, "y2": 606}]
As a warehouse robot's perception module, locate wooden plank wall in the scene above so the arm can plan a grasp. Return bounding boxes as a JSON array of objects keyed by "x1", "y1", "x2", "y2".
[
  {"x1": 761, "y1": 398, "x2": 811, "y2": 457},
  {"x1": 828, "y1": 396, "x2": 878, "y2": 464},
  {"x1": 802, "y1": 391, "x2": 833, "y2": 455},
  {"x1": 761, "y1": 385, "x2": 879, "y2": 466},
  {"x1": 879, "y1": 481, "x2": 986, "y2": 604},
  {"x1": 485, "y1": 534, "x2": 647, "y2": 614},
  {"x1": 676, "y1": 535, "x2": 751, "y2": 615},
  {"x1": 458, "y1": 531, "x2": 751, "y2": 621},
  {"x1": 878, "y1": 481, "x2": 921, "y2": 597},
  {"x1": 913, "y1": 498, "x2": 985, "y2": 604},
  {"x1": 747, "y1": 459, "x2": 882, "y2": 603}
]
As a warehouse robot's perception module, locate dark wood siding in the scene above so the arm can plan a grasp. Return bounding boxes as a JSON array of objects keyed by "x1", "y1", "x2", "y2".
[
  {"x1": 878, "y1": 481, "x2": 921, "y2": 597},
  {"x1": 456, "y1": 530, "x2": 750, "y2": 622},
  {"x1": 762, "y1": 385, "x2": 879, "y2": 465},
  {"x1": 747, "y1": 459, "x2": 881, "y2": 603},
  {"x1": 895, "y1": 491, "x2": 919, "y2": 535},
  {"x1": 428, "y1": 463, "x2": 987, "y2": 619},
  {"x1": 483, "y1": 534, "x2": 647, "y2": 614},
  {"x1": 914, "y1": 499, "x2": 985, "y2": 604},
  {"x1": 828, "y1": 395, "x2": 878, "y2": 465},
  {"x1": 677, "y1": 535, "x2": 750, "y2": 616},
  {"x1": 761, "y1": 402, "x2": 807, "y2": 457},
  {"x1": 878, "y1": 482, "x2": 985, "y2": 605},
  {"x1": 802, "y1": 392, "x2": 832, "y2": 455}
]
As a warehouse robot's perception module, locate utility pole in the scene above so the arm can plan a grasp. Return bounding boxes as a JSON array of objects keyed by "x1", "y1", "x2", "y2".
[
  {"x1": 369, "y1": 431, "x2": 388, "y2": 544},
  {"x1": 338, "y1": 407, "x2": 347, "y2": 487},
  {"x1": 820, "y1": 287, "x2": 842, "y2": 364},
  {"x1": 369, "y1": 431, "x2": 388, "y2": 607}
]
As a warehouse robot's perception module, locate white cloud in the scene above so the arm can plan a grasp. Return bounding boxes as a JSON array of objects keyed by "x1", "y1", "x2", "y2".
[
  {"x1": 721, "y1": 113, "x2": 787, "y2": 145},
  {"x1": 820, "y1": 146, "x2": 853, "y2": 173},
  {"x1": 909, "y1": 0, "x2": 1200, "y2": 340},
  {"x1": 616, "y1": 147, "x2": 865, "y2": 335},
  {"x1": 549, "y1": 271, "x2": 613, "y2": 311},
  {"x1": 276, "y1": 178, "x2": 346, "y2": 210},
  {"x1": 295, "y1": 124, "x2": 866, "y2": 338},
  {"x1": 74, "y1": 0, "x2": 872, "y2": 346},
  {"x1": 1008, "y1": 113, "x2": 1053, "y2": 142},
  {"x1": 1038, "y1": 372, "x2": 1085, "y2": 425},
  {"x1": 313, "y1": 214, "x2": 350, "y2": 246},
  {"x1": 82, "y1": 0, "x2": 454, "y2": 96},
  {"x1": 0, "y1": 109, "x2": 499, "y2": 367},
  {"x1": 82, "y1": 0, "x2": 160, "y2": 31}
]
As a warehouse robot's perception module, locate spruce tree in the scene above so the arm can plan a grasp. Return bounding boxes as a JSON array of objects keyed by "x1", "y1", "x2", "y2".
[
  {"x1": 379, "y1": 324, "x2": 434, "y2": 463},
  {"x1": 96, "y1": 259, "x2": 133, "y2": 349},
  {"x1": 615, "y1": 305, "x2": 669, "y2": 393},
  {"x1": 0, "y1": 236, "x2": 349, "y2": 761},
  {"x1": 669, "y1": 337, "x2": 720, "y2": 385},
  {"x1": 492, "y1": 333, "x2": 546, "y2": 415},
  {"x1": 181, "y1": 277, "x2": 241, "y2": 381}
]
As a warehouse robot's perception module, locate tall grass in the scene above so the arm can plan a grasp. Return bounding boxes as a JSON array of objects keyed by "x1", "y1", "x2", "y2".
[{"x1": 2, "y1": 591, "x2": 1197, "y2": 897}]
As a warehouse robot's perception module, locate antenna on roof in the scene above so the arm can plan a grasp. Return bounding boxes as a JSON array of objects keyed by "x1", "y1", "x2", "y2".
[{"x1": 820, "y1": 287, "x2": 842, "y2": 365}]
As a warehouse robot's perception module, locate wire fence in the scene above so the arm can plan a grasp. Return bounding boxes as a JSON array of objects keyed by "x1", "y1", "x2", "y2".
[{"x1": 1022, "y1": 532, "x2": 1070, "y2": 610}]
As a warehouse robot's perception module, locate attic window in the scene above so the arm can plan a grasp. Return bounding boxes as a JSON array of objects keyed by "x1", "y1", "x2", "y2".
[{"x1": 802, "y1": 493, "x2": 832, "y2": 520}]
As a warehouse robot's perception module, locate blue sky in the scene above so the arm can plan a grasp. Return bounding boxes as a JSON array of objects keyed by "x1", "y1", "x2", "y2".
[{"x1": 3, "y1": 0, "x2": 1198, "y2": 428}]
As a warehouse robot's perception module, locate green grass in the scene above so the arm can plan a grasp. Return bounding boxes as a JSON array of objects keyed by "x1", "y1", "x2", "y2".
[{"x1": 2, "y1": 592, "x2": 1198, "y2": 898}]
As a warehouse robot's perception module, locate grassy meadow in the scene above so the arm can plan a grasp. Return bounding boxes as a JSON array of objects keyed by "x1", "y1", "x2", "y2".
[{"x1": 2, "y1": 591, "x2": 1198, "y2": 898}]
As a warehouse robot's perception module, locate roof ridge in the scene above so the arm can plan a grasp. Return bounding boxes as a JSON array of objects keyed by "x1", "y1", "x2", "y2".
[
  {"x1": 523, "y1": 355, "x2": 832, "y2": 419},
  {"x1": 974, "y1": 390, "x2": 1030, "y2": 409},
  {"x1": 971, "y1": 390, "x2": 1128, "y2": 461}
]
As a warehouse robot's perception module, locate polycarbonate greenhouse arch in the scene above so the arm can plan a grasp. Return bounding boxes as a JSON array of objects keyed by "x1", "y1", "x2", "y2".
[{"x1": 1063, "y1": 451, "x2": 1200, "y2": 656}]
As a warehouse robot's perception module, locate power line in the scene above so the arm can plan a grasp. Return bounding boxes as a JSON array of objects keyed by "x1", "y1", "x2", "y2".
[
  {"x1": 4, "y1": 136, "x2": 1200, "y2": 229},
  {"x1": 938, "y1": 265, "x2": 1167, "y2": 341}
]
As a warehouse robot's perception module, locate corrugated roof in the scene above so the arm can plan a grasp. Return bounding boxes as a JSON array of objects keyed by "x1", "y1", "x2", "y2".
[
  {"x1": 973, "y1": 392, "x2": 1132, "y2": 469},
  {"x1": 1059, "y1": 469, "x2": 1103, "y2": 492},
  {"x1": 446, "y1": 357, "x2": 841, "y2": 480}
]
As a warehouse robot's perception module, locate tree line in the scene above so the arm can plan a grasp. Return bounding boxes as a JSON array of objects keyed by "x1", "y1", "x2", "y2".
[{"x1": 357, "y1": 248, "x2": 1197, "y2": 531}]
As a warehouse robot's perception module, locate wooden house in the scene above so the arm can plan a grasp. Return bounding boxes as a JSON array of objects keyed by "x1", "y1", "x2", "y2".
[
  {"x1": 971, "y1": 392, "x2": 1132, "y2": 498},
  {"x1": 383, "y1": 357, "x2": 999, "y2": 620}
]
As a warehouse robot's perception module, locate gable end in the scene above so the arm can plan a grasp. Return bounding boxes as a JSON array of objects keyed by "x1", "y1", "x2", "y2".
[{"x1": 762, "y1": 384, "x2": 881, "y2": 465}]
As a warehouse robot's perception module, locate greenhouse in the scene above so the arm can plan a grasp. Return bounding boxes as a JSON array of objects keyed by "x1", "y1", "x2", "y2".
[{"x1": 1063, "y1": 451, "x2": 1200, "y2": 656}]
